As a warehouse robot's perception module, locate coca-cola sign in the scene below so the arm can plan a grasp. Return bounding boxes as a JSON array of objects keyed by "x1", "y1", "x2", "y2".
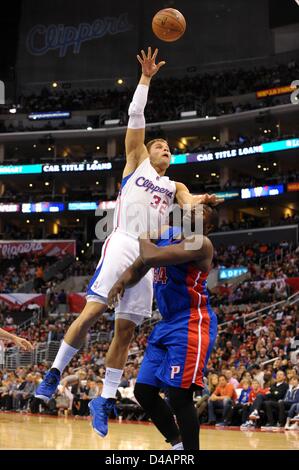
[{"x1": 0, "y1": 240, "x2": 76, "y2": 259}]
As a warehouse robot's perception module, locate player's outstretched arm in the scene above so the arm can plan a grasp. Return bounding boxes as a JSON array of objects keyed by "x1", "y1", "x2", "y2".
[
  {"x1": 139, "y1": 233, "x2": 213, "y2": 270},
  {"x1": 124, "y1": 47, "x2": 166, "y2": 177},
  {"x1": 175, "y1": 182, "x2": 224, "y2": 207},
  {"x1": 107, "y1": 257, "x2": 151, "y2": 308},
  {"x1": 0, "y1": 328, "x2": 34, "y2": 351}
]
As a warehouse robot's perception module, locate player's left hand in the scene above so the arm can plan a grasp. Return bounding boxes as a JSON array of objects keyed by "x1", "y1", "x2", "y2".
[
  {"x1": 108, "y1": 281, "x2": 125, "y2": 309},
  {"x1": 13, "y1": 337, "x2": 34, "y2": 351},
  {"x1": 192, "y1": 194, "x2": 224, "y2": 206}
]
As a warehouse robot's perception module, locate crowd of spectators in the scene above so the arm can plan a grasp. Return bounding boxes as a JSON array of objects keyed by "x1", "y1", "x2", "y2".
[
  {"x1": 0, "y1": 297, "x2": 298, "y2": 428},
  {"x1": 217, "y1": 214, "x2": 299, "y2": 233},
  {"x1": 211, "y1": 242, "x2": 299, "y2": 305},
  {"x1": 0, "y1": 255, "x2": 58, "y2": 293},
  {"x1": 0, "y1": 236, "x2": 298, "y2": 430},
  {"x1": 1, "y1": 61, "x2": 298, "y2": 133}
]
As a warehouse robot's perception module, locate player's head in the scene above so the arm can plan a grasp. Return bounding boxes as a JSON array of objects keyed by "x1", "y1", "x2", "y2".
[
  {"x1": 146, "y1": 138, "x2": 171, "y2": 172},
  {"x1": 187, "y1": 204, "x2": 219, "y2": 235}
]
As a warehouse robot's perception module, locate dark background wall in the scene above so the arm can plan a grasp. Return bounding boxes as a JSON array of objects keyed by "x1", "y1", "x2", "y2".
[
  {"x1": 16, "y1": 0, "x2": 274, "y2": 86},
  {"x1": 1, "y1": 0, "x2": 299, "y2": 89}
]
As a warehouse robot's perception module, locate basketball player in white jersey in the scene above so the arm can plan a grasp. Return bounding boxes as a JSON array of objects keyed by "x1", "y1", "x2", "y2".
[{"x1": 35, "y1": 47, "x2": 219, "y2": 436}]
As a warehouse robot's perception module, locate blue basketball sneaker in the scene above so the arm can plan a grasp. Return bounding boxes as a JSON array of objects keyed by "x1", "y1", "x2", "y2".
[
  {"x1": 35, "y1": 368, "x2": 60, "y2": 403},
  {"x1": 88, "y1": 396, "x2": 117, "y2": 437}
]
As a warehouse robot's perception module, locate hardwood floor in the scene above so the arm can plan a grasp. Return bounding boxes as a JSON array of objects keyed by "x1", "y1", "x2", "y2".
[{"x1": 0, "y1": 413, "x2": 298, "y2": 450}]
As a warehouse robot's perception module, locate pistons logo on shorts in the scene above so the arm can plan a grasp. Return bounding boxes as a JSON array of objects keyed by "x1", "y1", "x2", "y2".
[{"x1": 170, "y1": 366, "x2": 181, "y2": 379}]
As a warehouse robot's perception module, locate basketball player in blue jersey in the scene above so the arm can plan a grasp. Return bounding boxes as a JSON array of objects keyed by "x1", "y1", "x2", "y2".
[
  {"x1": 107, "y1": 205, "x2": 218, "y2": 450},
  {"x1": 35, "y1": 47, "x2": 220, "y2": 437}
]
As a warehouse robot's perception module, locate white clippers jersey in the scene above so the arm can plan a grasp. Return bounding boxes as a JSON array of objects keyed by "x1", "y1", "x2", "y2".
[{"x1": 113, "y1": 158, "x2": 176, "y2": 238}]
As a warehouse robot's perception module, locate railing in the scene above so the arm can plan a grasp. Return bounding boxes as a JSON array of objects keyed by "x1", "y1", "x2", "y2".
[
  {"x1": 16, "y1": 309, "x2": 43, "y2": 334},
  {"x1": 0, "y1": 340, "x2": 4, "y2": 370},
  {"x1": 244, "y1": 291, "x2": 299, "y2": 326},
  {"x1": 218, "y1": 291, "x2": 299, "y2": 333},
  {"x1": 16, "y1": 254, "x2": 75, "y2": 293},
  {"x1": 258, "y1": 243, "x2": 293, "y2": 267},
  {"x1": 3, "y1": 340, "x2": 62, "y2": 370}
]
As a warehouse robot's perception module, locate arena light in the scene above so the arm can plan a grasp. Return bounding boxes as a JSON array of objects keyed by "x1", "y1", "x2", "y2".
[
  {"x1": 180, "y1": 110, "x2": 197, "y2": 118},
  {"x1": 28, "y1": 111, "x2": 71, "y2": 121},
  {"x1": 104, "y1": 119, "x2": 120, "y2": 126}
]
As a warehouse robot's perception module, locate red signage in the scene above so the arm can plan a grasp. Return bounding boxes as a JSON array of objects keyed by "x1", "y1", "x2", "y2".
[{"x1": 0, "y1": 240, "x2": 76, "y2": 258}]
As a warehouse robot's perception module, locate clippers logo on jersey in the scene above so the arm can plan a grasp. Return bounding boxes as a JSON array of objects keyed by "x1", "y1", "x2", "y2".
[
  {"x1": 154, "y1": 267, "x2": 168, "y2": 284},
  {"x1": 171, "y1": 366, "x2": 181, "y2": 379},
  {"x1": 113, "y1": 159, "x2": 176, "y2": 237},
  {"x1": 135, "y1": 176, "x2": 174, "y2": 199}
]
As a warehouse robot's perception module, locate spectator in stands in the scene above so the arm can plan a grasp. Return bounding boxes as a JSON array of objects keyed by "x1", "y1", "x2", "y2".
[
  {"x1": 239, "y1": 379, "x2": 270, "y2": 429},
  {"x1": 12, "y1": 373, "x2": 36, "y2": 411},
  {"x1": 231, "y1": 378, "x2": 252, "y2": 426},
  {"x1": 57, "y1": 289, "x2": 67, "y2": 314},
  {"x1": 285, "y1": 402, "x2": 299, "y2": 430},
  {"x1": 224, "y1": 369, "x2": 239, "y2": 389},
  {"x1": 47, "y1": 325, "x2": 60, "y2": 343},
  {"x1": 249, "y1": 370, "x2": 288, "y2": 428},
  {"x1": 196, "y1": 374, "x2": 219, "y2": 422},
  {"x1": 269, "y1": 375, "x2": 299, "y2": 428},
  {"x1": 4, "y1": 313, "x2": 14, "y2": 326},
  {"x1": 207, "y1": 374, "x2": 237, "y2": 426},
  {"x1": 34, "y1": 265, "x2": 45, "y2": 292}
]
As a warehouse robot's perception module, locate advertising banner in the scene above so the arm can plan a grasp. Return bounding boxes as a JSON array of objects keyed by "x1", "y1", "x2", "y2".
[{"x1": 0, "y1": 240, "x2": 76, "y2": 259}]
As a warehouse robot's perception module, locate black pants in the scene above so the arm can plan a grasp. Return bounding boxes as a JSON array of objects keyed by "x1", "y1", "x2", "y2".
[
  {"x1": 265, "y1": 401, "x2": 293, "y2": 426},
  {"x1": 232, "y1": 403, "x2": 251, "y2": 424},
  {"x1": 134, "y1": 383, "x2": 200, "y2": 450},
  {"x1": 251, "y1": 393, "x2": 270, "y2": 414}
]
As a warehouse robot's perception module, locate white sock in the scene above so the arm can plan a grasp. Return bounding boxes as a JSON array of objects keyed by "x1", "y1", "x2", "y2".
[
  {"x1": 51, "y1": 340, "x2": 79, "y2": 374},
  {"x1": 172, "y1": 442, "x2": 184, "y2": 450},
  {"x1": 101, "y1": 367, "x2": 123, "y2": 399}
]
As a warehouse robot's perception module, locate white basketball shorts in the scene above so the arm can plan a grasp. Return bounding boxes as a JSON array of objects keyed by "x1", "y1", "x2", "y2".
[{"x1": 86, "y1": 230, "x2": 153, "y2": 318}]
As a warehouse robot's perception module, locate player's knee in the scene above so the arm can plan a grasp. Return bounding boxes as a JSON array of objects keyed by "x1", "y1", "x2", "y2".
[
  {"x1": 114, "y1": 319, "x2": 135, "y2": 346},
  {"x1": 80, "y1": 302, "x2": 105, "y2": 321},
  {"x1": 134, "y1": 382, "x2": 158, "y2": 409},
  {"x1": 168, "y1": 387, "x2": 193, "y2": 412}
]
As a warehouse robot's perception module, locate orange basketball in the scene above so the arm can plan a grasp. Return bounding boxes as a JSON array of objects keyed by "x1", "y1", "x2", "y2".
[{"x1": 152, "y1": 8, "x2": 186, "y2": 42}]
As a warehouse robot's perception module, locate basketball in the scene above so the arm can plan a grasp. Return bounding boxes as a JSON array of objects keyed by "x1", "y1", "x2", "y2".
[{"x1": 152, "y1": 8, "x2": 186, "y2": 42}]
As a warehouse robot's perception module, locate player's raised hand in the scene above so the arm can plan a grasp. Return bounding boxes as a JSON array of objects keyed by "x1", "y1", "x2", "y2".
[
  {"x1": 137, "y1": 47, "x2": 166, "y2": 78},
  {"x1": 108, "y1": 281, "x2": 125, "y2": 309}
]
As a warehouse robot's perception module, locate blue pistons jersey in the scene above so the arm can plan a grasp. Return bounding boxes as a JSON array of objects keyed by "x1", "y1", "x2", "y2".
[{"x1": 137, "y1": 226, "x2": 218, "y2": 389}]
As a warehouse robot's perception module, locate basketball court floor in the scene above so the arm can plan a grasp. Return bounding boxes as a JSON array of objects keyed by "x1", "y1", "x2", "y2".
[{"x1": 0, "y1": 412, "x2": 298, "y2": 450}]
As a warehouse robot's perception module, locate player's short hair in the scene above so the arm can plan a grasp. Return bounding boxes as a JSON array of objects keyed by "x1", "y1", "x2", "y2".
[{"x1": 146, "y1": 138, "x2": 168, "y2": 153}]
